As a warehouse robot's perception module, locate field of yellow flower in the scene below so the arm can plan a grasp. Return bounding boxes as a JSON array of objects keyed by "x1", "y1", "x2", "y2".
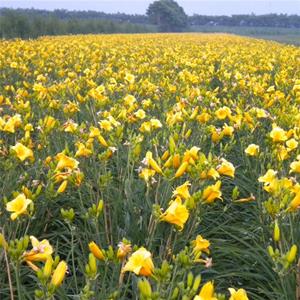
[{"x1": 0, "y1": 33, "x2": 300, "y2": 300}]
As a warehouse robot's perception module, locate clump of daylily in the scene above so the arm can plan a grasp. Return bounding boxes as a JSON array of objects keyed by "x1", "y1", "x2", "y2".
[
  {"x1": 2, "y1": 234, "x2": 68, "y2": 299},
  {"x1": 35, "y1": 258, "x2": 68, "y2": 299},
  {"x1": 1, "y1": 34, "x2": 300, "y2": 298},
  {"x1": 83, "y1": 199, "x2": 104, "y2": 221},
  {"x1": 268, "y1": 242, "x2": 298, "y2": 274},
  {"x1": 192, "y1": 235, "x2": 211, "y2": 264},
  {"x1": 0, "y1": 114, "x2": 22, "y2": 133},
  {"x1": 258, "y1": 169, "x2": 300, "y2": 214},
  {"x1": 138, "y1": 151, "x2": 163, "y2": 185},
  {"x1": 46, "y1": 151, "x2": 84, "y2": 195}
]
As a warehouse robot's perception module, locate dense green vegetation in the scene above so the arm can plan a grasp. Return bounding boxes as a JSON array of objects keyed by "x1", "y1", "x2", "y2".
[
  {"x1": 190, "y1": 14, "x2": 300, "y2": 28},
  {"x1": 1, "y1": 34, "x2": 300, "y2": 300},
  {"x1": 1, "y1": 3, "x2": 300, "y2": 39},
  {"x1": 147, "y1": 0, "x2": 188, "y2": 32},
  {"x1": 1, "y1": 7, "x2": 149, "y2": 23},
  {"x1": 0, "y1": 9, "x2": 154, "y2": 39}
]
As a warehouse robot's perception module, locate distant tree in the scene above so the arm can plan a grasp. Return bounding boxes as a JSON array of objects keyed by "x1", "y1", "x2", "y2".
[{"x1": 146, "y1": 0, "x2": 188, "y2": 32}]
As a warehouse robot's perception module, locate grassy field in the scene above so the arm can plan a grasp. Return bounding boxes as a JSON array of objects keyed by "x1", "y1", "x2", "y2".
[
  {"x1": 256, "y1": 34, "x2": 300, "y2": 45},
  {"x1": 0, "y1": 33, "x2": 300, "y2": 300},
  {"x1": 191, "y1": 25, "x2": 300, "y2": 45}
]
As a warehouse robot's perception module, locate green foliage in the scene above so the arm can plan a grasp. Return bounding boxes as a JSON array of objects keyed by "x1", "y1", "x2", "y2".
[
  {"x1": 147, "y1": 0, "x2": 188, "y2": 32},
  {"x1": 1, "y1": 7, "x2": 300, "y2": 39},
  {"x1": 189, "y1": 13, "x2": 300, "y2": 28},
  {"x1": 0, "y1": 33, "x2": 299, "y2": 299},
  {"x1": 0, "y1": 9, "x2": 155, "y2": 39}
]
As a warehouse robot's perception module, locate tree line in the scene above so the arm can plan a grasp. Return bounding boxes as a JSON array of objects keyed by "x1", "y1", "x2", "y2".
[
  {"x1": 3, "y1": 8, "x2": 149, "y2": 23},
  {"x1": 0, "y1": 9, "x2": 153, "y2": 39},
  {"x1": 1, "y1": 1, "x2": 300, "y2": 39},
  {"x1": 190, "y1": 14, "x2": 300, "y2": 28}
]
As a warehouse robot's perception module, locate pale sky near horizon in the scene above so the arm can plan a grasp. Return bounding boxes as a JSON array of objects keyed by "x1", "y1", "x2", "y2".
[{"x1": 1, "y1": 0, "x2": 299, "y2": 15}]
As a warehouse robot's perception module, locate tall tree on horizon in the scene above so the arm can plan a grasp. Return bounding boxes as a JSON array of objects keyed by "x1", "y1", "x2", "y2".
[{"x1": 146, "y1": 0, "x2": 188, "y2": 32}]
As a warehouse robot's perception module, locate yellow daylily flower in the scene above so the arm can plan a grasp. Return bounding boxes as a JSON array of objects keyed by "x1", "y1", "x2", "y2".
[
  {"x1": 286, "y1": 138, "x2": 298, "y2": 151},
  {"x1": 25, "y1": 260, "x2": 41, "y2": 272},
  {"x1": 23, "y1": 236, "x2": 53, "y2": 262},
  {"x1": 43, "y1": 115, "x2": 56, "y2": 131},
  {"x1": 211, "y1": 127, "x2": 223, "y2": 143},
  {"x1": 11, "y1": 142, "x2": 34, "y2": 161},
  {"x1": 258, "y1": 169, "x2": 277, "y2": 184},
  {"x1": 161, "y1": 150, "x2": 170, "y2": 161},
  {"x1": 146, "y1": 151, "x2": 163, "y2": 174},
  {"x1": 6, "y1": 193, "x2": 32, "y2": 220},
  {"x1": 161, "y1": 197, "x2": 189, "y2": 230},
  {"x1": 75, "y1": 142, "x2": 92, "y2": 157},
  {"x1": 202, "y1": 181, "x2": 222, "y2": 204},
  {"x1": 217, "y1": 159, "x2": 235, "y2": 177},
  {"x1": 55, "y1": 152, "x2": 79, "y2": 171},
  {"x1": 197, "y1": 112, "x2": 211, "y2": 123},
  {"x1": 277, "y1": 145, "x2": 289, "y2": 161},
  {"x1": 63, "y1": 120, "x2": 78, "y2": 133},
  {"x1": 89, "y1": 126, "x2": 101, "y2": 138},
  {"x1": 122, "y1": 247, "x2": 154, "y2": 276},
  {"x1": 215, "y1": 106, "x2": 231, "y2": 120},
  {"x1": 125, "y1": 73, "x2": 135, "y2": 84},
  {"x1": 228, "y1": 288, "x2": 249, "y2": 300},
  {"x1": 222, "y1": 123, "x2": 234, "y2": 136},
  {"x1": 288, "y1": 192, "x2": 300, "y2": 211},
  {"x1": 3, "y1": 114, "x2": 22, "y2": 133},
  {"x1": 270, "y1": 125, "x2": 287, "y2": 142},
  {"x1": 134, "y1": 109, "x2": 146, "y2": 119},
  {"x1": 124, "y1": 94, "x2": 136, "y2": 107},
  {"x1": 290, "y1": 160, "x2": 300, "y2": 173},
  {"x1": 192, "y1": 235, "x2": 210, "y2": 255},
  {"x1": 234, "y1": 194, "x2": 256, "y2": 203},
  {"x1": 172, "y1": 181, "x2": 191, "y2": 200},
  {"x1": 139, "y1": 168, "x2": 156, "y2": 182},
  {"x1": 99, "y1": 119, "x2": 113, "y2": 132},
  {"x1": 291, "y1": 183, "x2": 300, "y2": 194},
  {"x1": 254, "y1": 108, "x2": 268, "y2": 118},
  {"x1": 194, "y1": 281, "x2": 217, "y2": 300},
  {"x1": 200, "y1": 168, "x2": 220, "y2": 180},
  {"x1": 245, "y1": 144, "x2": 259, "y2": 156},
  {"x1": 183, "y1": 146, "x2": 200, "y2": 163},
  {"x1": 139, "y1": 121, "x2": 152, "y2": 133},
  {"x1": 150, "y1": 118, "x2": 162, "y2": 129}
]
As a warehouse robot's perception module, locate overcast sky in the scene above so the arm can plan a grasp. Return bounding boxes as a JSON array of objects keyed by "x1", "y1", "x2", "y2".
[{"x1": 1, "y1": 0, "x2": 300, "y2": 15}]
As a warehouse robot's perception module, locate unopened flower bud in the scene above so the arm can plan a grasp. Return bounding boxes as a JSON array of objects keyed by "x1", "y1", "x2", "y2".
[
  {"x1": 138, "y1": 279, "x2": 152, "y2": 297},
  {"x1": 287, "y1": 245, "x2": 298, "y2": 263},
  {"x1": 273, "y1": 220, "x2": 280, "y2": 242}
]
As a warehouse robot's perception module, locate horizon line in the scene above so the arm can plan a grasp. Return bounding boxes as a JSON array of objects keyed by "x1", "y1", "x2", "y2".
[{"x1": 1, "y1": 6, "x2": 300, "y2": 17}]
